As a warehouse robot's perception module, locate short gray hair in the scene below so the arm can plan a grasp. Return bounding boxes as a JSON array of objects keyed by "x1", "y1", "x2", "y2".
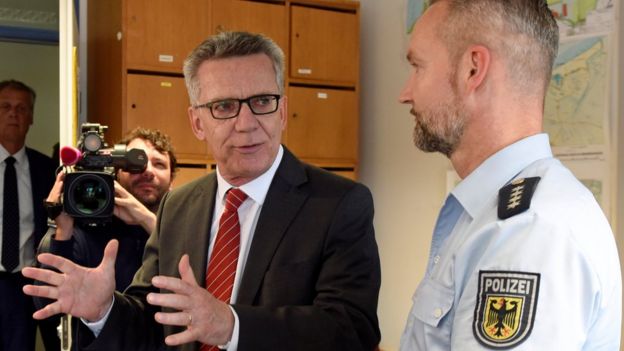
[
  {"x1": 431, "y1": 0, "x2": 559, "y2": 96},
  {"x1": 183, "y1": 31, "x2": 285, "y2": 105},
  {"x1": 0, "y1": 79, "x2": 36, "y2": 110}
]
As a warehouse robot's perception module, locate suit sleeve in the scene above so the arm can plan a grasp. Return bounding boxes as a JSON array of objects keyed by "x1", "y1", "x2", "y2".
[{"x1": 234, "y1": 183, "x2": 381, "y2": 351}]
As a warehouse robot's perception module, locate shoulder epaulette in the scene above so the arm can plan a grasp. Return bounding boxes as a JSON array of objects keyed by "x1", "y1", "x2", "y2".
[{"x1": 498, "y1": 177, "x2": 541, "y2": 219}]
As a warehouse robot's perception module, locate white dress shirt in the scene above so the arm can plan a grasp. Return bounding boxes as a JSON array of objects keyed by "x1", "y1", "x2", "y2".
[{"x1": 213, "y1": 145, "x2": 283, "y2": 351}]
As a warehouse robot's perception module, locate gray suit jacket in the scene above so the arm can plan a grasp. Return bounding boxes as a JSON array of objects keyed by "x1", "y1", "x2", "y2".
[{"x1": 78, "y1": 147, "x2": 381, "y2": 350}]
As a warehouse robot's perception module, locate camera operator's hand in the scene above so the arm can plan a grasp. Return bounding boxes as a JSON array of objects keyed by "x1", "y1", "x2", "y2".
[
  {"x1": 113, "y1": 181, "x2": 157, "y2": 234},
  {"x1": 46, "y1": 172, "x2": 74, "y2": 240},
  {"x1": 22, "y1": 239, "x2": 119, "y2": 322},
  {"x1": 147, "y1": 254, "x2": 235, "y2": 347}
]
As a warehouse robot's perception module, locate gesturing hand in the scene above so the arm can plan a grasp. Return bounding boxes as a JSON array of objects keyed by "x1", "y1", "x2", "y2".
[
  {"x1": 22, "y1": 240, "x2": 119, "y2": 322},
  {"x1": 147, "y1": 255, "x2": 235, "y2": 347}
]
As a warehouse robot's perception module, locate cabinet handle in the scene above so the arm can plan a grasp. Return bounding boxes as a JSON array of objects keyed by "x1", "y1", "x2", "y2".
[
  {"x1": 131, "y1": 104, "x2": 137, "y2": 109},
  {"x1": 292, "y1": 113, "x2": 298, "y2": 118}
]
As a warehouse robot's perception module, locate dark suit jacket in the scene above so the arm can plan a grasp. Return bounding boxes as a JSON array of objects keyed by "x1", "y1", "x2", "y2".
[
  {"x1": 20, "y1": 148, "x2": 56, "y2": 351},
  {"x1": 26, "y1": 147, "x2": 56, "y2": 247},
  {"x1": 78, "y1": 147, "x2": 381, "y2": 350}
]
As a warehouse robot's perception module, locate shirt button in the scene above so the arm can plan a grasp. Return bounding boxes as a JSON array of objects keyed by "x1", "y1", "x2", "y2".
[
  {"x1": 434, "y1": 308, "x2": 443, "y2": 318},
  {"x1": 433, "y1": 255, "x2": 440, "y2": 264}
]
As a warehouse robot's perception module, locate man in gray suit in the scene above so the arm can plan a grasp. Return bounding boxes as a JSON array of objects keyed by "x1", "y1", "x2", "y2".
[{"x1": 23, "y1": 31, "x2": 381, "y2": 351}]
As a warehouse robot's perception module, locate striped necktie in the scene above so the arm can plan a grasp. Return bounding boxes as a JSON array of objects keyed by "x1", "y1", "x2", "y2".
[{"x1": 201, "y1": 188, "x2": 247, "y2": 351}]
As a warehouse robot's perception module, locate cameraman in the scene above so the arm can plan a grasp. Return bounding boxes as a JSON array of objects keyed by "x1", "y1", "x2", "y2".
[{"x1": 37, "y1": 127, "x2": 177, "y2": 349}]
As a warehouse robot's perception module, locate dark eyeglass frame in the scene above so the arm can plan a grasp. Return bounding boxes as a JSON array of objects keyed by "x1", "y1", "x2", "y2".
[{"x1": 193, "y1": 94, "x2": 281, "y2": 120}]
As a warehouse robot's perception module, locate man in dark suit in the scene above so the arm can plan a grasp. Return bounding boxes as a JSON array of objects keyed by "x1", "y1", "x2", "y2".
[
  {"x1": 23, "y1": 31, "x2": 381, "y2": 351},
  {"x1": 0, "y1": 79, "x2": 56, "y2": 350}
]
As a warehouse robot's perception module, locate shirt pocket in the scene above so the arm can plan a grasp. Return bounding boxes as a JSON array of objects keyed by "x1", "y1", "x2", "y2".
[{"x1": 411, "y1": 277, "x2": 454, "y2": 326}]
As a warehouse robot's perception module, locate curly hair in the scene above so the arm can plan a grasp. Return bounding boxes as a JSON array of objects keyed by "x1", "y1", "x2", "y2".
[{"x1": 118, "y1": 127, "x2": 177, "y2": 179}]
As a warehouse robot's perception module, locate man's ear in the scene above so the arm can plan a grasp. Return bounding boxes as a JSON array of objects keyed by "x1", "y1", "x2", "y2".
[
  {"x1": 279, "y1": 95, "x2": 288, "y2": 131},
  {"x1": 188, "y1": 106, "x2": 205, "y2": 141},
  {"x1": 461, "y1": 45, "x2": 490, "y2": 94}
]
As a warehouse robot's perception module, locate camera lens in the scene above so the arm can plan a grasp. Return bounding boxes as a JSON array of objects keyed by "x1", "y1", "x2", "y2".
[
  {"x1": 83, "y1": 133, "x2": 103, "y2": 153},
  {"x1": 66, "y1": 173, "x2": 113, "y2": 216}
]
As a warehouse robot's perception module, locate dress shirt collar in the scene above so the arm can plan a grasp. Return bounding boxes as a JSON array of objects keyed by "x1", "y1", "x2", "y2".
[
  {"x1": 451, "y1": 133, "x2": 553, "y2": 219},
  {"x1": 215, "y1": 145, "x2": 284, "y2": 206},
  {"x1": 0, "y1": 144, "x2": 27, "y2": 167}
]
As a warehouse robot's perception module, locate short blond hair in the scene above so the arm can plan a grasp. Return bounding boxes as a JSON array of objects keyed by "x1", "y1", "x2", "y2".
[{"x1": 431, "y1": 0, "x2": 558, "y2": 95}]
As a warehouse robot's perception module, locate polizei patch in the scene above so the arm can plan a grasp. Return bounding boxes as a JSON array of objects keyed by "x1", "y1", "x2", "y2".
[{"x1": 473, "y1": 271, "x2": 540, "y2": 349}]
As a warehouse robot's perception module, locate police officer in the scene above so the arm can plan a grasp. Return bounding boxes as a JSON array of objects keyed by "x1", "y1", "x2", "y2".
[{"x1": 398, "y1": 0, "x2": 621, "y2": 349}]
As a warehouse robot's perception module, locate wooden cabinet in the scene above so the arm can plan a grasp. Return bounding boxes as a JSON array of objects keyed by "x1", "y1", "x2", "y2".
[
  {"x1": 288, "y1": 1, "x2": 360, "y2": 177},
  {"x1": 209, "y1": 0, "x2": 288, "y2": 53},
  {"x1": 287, "y1": 86, "x2": 358, "y2": 164},
  {"x1": 88, "y1": 0, "x2": 360, "y2": 186},
  {"x1": 125, "y1": 0, "x2": 210, "y2": 73},
  {"x1": 290, "y1": 5, "x2": 358, "y2": 85},
  {"x1": 125, "y1": 74, "x2": 209, "y2": 159},
  {"x1": 173, "y1": 165, "x2": 211, "y2": 189}
]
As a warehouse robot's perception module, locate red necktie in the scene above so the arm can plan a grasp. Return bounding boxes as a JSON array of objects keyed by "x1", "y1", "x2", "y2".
[{"x1": 201, "y1": 188, "x2": 247, "y2": 351}]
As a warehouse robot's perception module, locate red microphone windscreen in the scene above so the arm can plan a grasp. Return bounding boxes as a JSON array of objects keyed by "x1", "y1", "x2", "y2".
[{"x1": 60, "y1": 146, "x2": 82, "y2": 166}]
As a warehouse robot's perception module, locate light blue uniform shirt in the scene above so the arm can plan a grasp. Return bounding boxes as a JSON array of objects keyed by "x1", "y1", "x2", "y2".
[{"x1": 400, "y1": 134, "x2": 621, "y2": 350}]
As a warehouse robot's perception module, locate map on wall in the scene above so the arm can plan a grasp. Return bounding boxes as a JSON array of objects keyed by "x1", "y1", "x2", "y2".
[
  {"x1": 406, "y1": 0, "x2": 426, "y2": 33},
  {"x1": 406, "y1": 0, "x2": 615, "y2": 36},
  {"x1": 543, "y1": 35, "x2": 609, "y2": 156},
  {"x1": 548, "y1": 0, "x2": 615, "y2": 37},
  {"x1": 565, "y1": 159, "x2": 611, "y2": 218}
]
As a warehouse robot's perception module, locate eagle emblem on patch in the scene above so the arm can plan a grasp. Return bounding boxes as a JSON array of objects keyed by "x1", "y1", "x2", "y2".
[{"x1": 473, "y1": 271, "x2": 540, "y2": 349}]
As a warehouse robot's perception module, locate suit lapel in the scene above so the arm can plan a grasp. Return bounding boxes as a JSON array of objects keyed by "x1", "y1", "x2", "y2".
[
  {"x1": 183, "y1": 174, "x2": 217, "y2": 286},
  {"x1": 236, "y1": 148, "x2": 308, "y2": 304},
  {"x1": 25, "y1": 148, "x2": 46, "y2": 244}
]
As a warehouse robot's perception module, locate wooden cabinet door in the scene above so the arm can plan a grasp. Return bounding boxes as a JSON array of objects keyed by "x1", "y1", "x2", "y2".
[
  {"x1": 209, "y1": 0, "x2": 287, "y2": 53},
  {"x1": 125, "y1": 0, "x2": 210, "y2": 72},
  {"x1": 290, "y1": 5, "x2": 358, "y2": 85},
  {"x1": 331, "y1": 170, "x2": 357, "y2": 180},
  {"x1": 286, "y1": 86, "x2": 357, "y2": 163},
  {"x1": 125, "y1": 74, "x2": 209, "y2": 159},
  {"x1": 173, "y1": 165, "x2": 209, "y2": 189}
]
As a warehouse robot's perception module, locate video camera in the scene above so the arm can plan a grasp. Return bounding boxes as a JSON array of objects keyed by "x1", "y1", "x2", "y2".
[{"x1": 62, "y1": 123, "x2": 147, "y2": 224}]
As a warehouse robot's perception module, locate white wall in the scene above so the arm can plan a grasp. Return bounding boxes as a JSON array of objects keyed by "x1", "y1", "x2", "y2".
[
  {"x1": 0, "y1": 41, "x2": 59, "y2": 157},
  {"x1": 359, "y1": 0, "x2": 451, "y2": 349}
]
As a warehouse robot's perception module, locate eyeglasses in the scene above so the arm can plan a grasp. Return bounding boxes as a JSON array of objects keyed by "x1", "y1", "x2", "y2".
[{"x1": 194, "y1": 94, "x2": 281, "y2": 120}]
